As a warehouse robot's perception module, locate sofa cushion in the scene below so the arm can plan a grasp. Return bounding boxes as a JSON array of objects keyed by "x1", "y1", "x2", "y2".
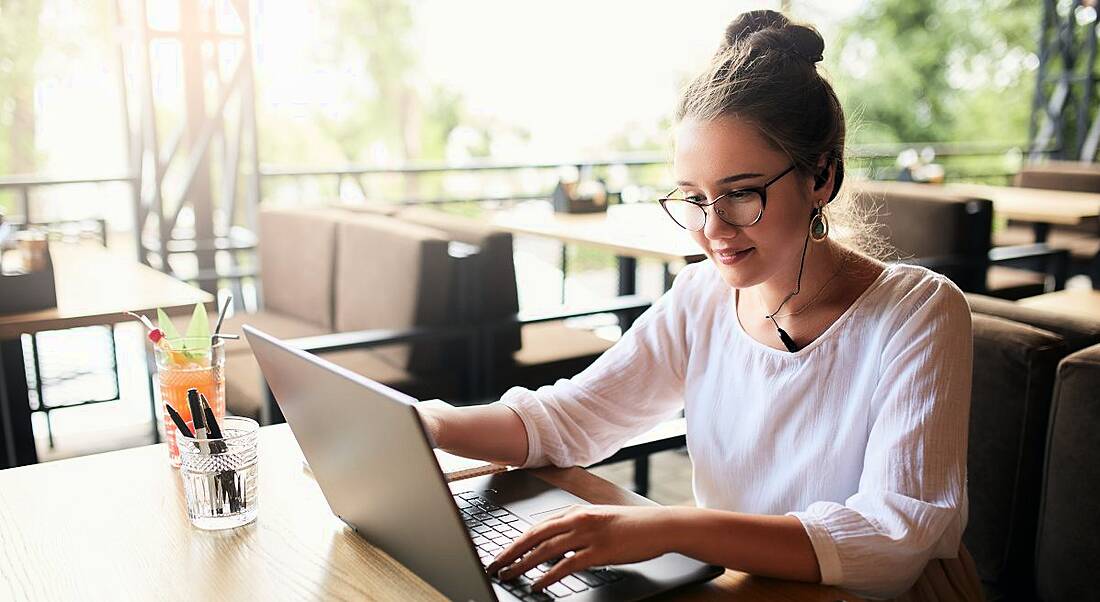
[
  {"x1": 1035, "y1": 344, "x2": 1100, "y2": 602},
  {"x1": 985, "y1": 266, "x2": 1047, "y2": 300},
  {"x1": 258, "y1": 208, "x2": 339, "y2": 329},
  {"x1": 513, "y1": 321, "x2": 614, "y2": 367},
  {"x1": 965, "y1": 314, "x2": 1066, "y2": 595}
]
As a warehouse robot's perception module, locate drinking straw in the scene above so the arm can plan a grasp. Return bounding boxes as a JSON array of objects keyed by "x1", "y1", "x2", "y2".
[
  {"x1": 126, "y1": 311, "x2": 174, "y2": 354},
  {"x1": 212, "y1": 295, "x2": 233, "y2": 346}
]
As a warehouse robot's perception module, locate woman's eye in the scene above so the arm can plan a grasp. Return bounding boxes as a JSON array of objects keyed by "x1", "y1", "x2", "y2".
[
  {"x1": 686, "y1": 195, "x2": 707, "y2": 204},
  {"x1": 728, "y1": 190, "x2": 751, "y2": 200}
]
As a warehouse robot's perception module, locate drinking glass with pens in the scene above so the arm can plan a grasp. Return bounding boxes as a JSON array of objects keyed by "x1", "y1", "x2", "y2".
[
  {"x1": 170, "y1": 389, "x2": 260, "y2": 530},
  {"x1": 129, "y1": 296, "x2": 237, "y2": 467}
]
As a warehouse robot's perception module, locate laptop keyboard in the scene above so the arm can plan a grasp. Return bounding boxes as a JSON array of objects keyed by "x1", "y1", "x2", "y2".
[{"x1": 454, "y1": 491, "x2": 625, "y2": 600}]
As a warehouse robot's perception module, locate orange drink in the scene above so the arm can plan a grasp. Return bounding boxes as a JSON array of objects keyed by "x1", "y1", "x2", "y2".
[{"x1": 155, "y1": 337, "x2": 226, "y2": 466}]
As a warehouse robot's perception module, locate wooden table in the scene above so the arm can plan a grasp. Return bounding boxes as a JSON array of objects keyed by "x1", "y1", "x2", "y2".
[
  {"x1": 849, "y1": 179, "x2": 1100, "y2": 230},
  {"x1": 0, "y1": 243, "x2": 213, "y2": 468},
  {"x1": 1018, "y1": 289, "x2": 1100, "y2": 321},
  {"x1": 0, "y1": 423, "x2": 859, "y2": 602},
  {"x1": 487, "y1": 201, "x2": 705, "y2": 295}
]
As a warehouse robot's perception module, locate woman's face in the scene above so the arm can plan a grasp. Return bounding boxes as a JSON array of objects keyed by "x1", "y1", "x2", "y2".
[{"x1": 673, "y1": 116, "x2": 817, "y2": 290}]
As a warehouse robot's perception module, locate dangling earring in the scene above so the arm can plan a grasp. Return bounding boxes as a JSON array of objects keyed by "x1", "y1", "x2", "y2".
[{"x1": 809, "y1": 206, "x2": 829, "y2": 242}]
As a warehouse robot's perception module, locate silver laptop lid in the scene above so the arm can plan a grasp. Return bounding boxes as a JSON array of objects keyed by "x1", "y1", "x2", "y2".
[{"x1": 243, "y1": 325, "x2": 495, "y2": 602}]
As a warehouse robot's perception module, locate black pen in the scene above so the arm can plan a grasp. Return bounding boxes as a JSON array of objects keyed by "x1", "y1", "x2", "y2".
[
  {"x1": 165, "y1": 403, "x2": 194, "y2": 439},
  {"x1": 200, "y1": 395, "x2": 227, "y2": 453},
  {"x1": 201, "y1": 396, "x2": 223, "y2": 439},
  {"x1": 187, "y1": 388, "x2": 208, "y2": 453},
  {"x1": 200, "y1": 393, "x2": 238, "y2": 513}
]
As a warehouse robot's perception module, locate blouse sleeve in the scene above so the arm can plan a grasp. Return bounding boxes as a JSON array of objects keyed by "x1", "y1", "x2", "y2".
[
  {"x1": 497, "y1": 264, "x2": 698, "y2": 469},
  {"x1": 788, "y1": 277, "x2": 973, "y2": 599}
]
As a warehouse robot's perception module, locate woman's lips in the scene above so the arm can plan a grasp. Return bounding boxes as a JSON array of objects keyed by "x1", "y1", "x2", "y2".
[{"x1": 713, "y1": 247, "x2": 755, "y2": 265}]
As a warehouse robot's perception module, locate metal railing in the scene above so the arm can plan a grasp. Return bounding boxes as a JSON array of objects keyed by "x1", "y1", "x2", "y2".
[
  {"x1": 0, "y1": 173, "x2": 136, "y2": 223},
  {"x1": 0, "y1": 140, "x2": 1050, "y2": 303},
  {"x1": 257, "y1": 141, "x2": 1040, "y2": 207}
]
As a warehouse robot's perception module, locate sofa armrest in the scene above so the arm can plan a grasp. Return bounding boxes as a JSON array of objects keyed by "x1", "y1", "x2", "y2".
[
  {"x1": 287, "y1": 324, "x2": 475, "y2": 355},
  {"x1": 989, "y1": 242, "x2": 1069, "y2": 263},
  {"x1": 489, "y1": 295, "x2": 654, "y2": 329},
  {"x1": 989, "y1": 243, "x2": 1070, "y2": 290}
]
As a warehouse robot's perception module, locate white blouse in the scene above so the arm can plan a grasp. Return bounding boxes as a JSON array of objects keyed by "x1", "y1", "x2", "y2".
[{"x1": 500, "y1": 261, "x2": 972, "y2": 599}]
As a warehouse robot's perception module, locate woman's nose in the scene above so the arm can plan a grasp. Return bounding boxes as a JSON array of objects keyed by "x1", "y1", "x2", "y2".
[{"x1": 702, "y1": 207, "x2": 740, "y2": 240}]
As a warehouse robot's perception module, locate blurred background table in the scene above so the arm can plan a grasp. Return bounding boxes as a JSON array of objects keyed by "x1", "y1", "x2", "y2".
[
  {"x1": 0, "y1": 242, "x2": 212, "y2": 468},
  {"x1": 851, "y1": 179, "x2": 1100, "y2": 236},
  {"x1": 487, "y1": 201, "x2": 705, "y2": 295}
]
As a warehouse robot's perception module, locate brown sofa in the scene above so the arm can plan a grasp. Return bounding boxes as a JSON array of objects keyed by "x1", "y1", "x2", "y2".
[
  {"x1": 850, "y1": 180, "x2": 1068, "y2": 299},
  {"x1": 1034, "y1": 343, "x2": 1100, "y2": 602},
  {"x1": 964, "y1": 294, "x2": 1100, "y2": 600},
  {"x1": 345, "y1": 203, "x2": 619, "y2": 400},
  {"x1": 221, "y1": 207, "x2": 463, "y2": 420}
]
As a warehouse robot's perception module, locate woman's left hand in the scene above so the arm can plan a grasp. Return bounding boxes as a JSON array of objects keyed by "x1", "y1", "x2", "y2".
[{"x1": 484, "y1": 504, "x2": 675, "y2": 591}]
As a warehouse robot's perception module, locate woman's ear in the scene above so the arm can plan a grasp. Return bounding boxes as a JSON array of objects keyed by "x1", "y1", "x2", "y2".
[{"x1": 811, "y1": 156, "x2": 837, "y2": 204}]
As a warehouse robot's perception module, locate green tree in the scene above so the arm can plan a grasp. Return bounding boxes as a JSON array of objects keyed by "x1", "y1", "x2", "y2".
[
  {"x1": 0, "y1": 0, "x2": 43, "y2": 176},
  {"x1": 828, "y1": 0, "x2": 1039, "y2": 146}
]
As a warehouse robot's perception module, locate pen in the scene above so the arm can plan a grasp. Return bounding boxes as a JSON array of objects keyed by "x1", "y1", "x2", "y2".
[
  {"x1": 186, "y1": 388, "x2": 220, "y2": 513},
  {"x1": 187, "y1": 388, "x2": 208, "y2": 453},
  {"x1": 165, "y1": 403, "x2": 194, "y2": 439},
  {"x1": 200, "y1": 394, "x2": 239, "y2": 513},
  {"x1": 201, "y1": 396, "x2": 223, "y2": 439}
]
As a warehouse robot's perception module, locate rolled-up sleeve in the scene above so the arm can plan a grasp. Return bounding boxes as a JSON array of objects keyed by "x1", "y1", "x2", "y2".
[
  {"x1": 499, "y1": 265, "x2": 697, "y2": 468},
  {"x1": 788, "y1": 279, "x2": 973, "y2": 599}
]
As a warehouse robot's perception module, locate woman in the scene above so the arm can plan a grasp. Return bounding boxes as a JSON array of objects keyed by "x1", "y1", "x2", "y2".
[{"x1": 420, "y1": 10, "x2": 980, "y2": 600}]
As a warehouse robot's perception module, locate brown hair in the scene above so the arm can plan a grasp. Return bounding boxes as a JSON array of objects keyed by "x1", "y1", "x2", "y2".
[{"x1": 676, "y1": 11, "x2": 888, "y2": 255}]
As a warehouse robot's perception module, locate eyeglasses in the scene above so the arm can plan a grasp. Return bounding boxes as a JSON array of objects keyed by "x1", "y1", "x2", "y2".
[{"x1": 658, "y1": 164, "x2": 797, "y2": 231}]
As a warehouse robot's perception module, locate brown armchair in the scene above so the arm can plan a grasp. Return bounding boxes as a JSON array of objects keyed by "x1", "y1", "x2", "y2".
[
  {"x1": 852, "y1": 181, "x2": 1070, "y2": 299},
  {"x1": 223, "y1": 208, "x2": 467, "y2": 420}
]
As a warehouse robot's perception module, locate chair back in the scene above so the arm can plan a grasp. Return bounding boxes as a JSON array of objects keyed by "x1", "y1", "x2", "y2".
[
  {"x1": 398, "y1": 206, "x2": 523, "y2": 365},
  {"x1": 851, "y1": 182, "x2": 993, "y2": 291},
  {"x1": 1015, "y1": 161, "x2": 1100, "y2": 193},
  {"x1": 1034, "y1": 344, "x2": 1100, "y2": 602},
  {"x1": 258, "y1": 207, "x2": 339, "y2": 329},
  {"x1": 333, "y1": 212, "x2": 456, "y2": 373},
  {"x1": 966, "y1": 313, "x2": 1066, "y2": 597}
]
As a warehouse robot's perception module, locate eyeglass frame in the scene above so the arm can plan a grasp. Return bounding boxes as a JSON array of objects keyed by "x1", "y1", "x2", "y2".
[{"x1": 657, "y1": 163, "x2": 798, "y2": 231}]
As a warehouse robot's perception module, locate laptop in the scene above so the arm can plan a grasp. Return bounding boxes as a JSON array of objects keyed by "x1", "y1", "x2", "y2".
[{"x1": 244, "y1": 325, "x2": 722, "y2": 602}]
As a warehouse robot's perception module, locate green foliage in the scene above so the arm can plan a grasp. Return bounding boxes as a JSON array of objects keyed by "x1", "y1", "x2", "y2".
[
  {"x1": 288, "y1": 0, "x2": 464, "y2": 166},
  {"x1": 0, "y1": 0, "x2": 44, "y2": 176},
  {"x1": 828, "y1": 0, "x2": 1039, "y2": 146}
]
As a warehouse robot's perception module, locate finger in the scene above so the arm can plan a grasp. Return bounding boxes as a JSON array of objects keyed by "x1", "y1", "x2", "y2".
[
  {"x1": 485, "y1": 516, "x2": 573, "y2": 575},
  {"x1": 532, "y1": 550, "x2": 593, "y2": 591},
  {"x1": 497, "y1": 533, "x2": 578, "y2": 581}
]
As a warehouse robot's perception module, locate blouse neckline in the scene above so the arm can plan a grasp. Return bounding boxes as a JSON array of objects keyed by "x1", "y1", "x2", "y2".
[{"x1": 730, "y1": 263, "x2": 895, "y2": 358}]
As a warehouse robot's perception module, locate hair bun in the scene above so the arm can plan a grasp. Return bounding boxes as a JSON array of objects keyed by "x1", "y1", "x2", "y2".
[{"x1": 723, "y1": 10, "x2": 825, "y2": 64}]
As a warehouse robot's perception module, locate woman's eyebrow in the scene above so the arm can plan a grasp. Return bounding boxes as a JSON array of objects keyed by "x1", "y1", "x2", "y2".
[{"x1": 676, "y1": 172, "x2": 764, "y2": 187}]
